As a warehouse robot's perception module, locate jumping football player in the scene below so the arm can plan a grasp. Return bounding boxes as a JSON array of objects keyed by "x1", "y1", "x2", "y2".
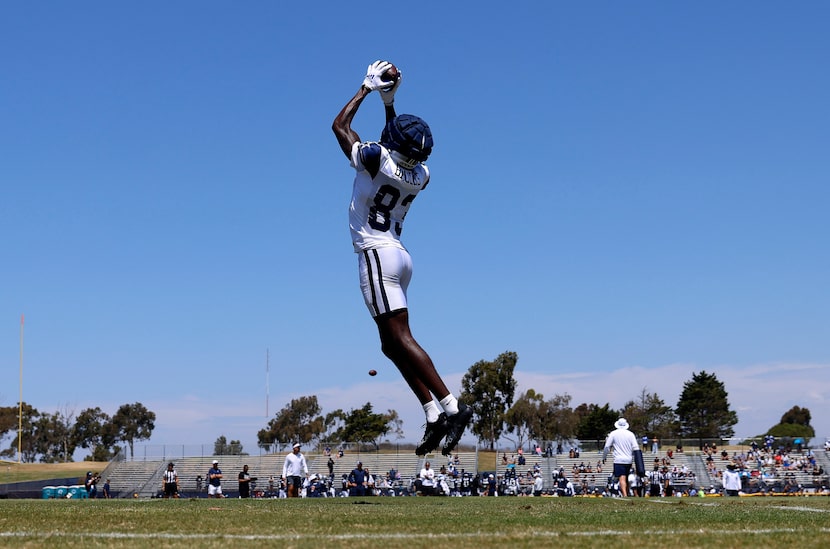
[{"x1": 332, "y1": 60, "x2": 472, "y2": 456}]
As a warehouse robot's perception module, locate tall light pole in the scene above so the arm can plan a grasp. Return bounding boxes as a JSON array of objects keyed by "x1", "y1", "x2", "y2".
[{"x1": 18, "y1": 314, "x2": 24, "y2": 463}]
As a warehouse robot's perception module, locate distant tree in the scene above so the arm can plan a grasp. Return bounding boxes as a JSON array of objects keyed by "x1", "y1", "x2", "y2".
[
  {"x1": 213, "y1": 435, "x2": 245, "y2": 455},
  {"x1": 31, "y1": 410, "x2": 76, "y2": 463},
  {"x1": 620, "y1": 388, "x2": 678, "y2": 440},
  {"x1": 325, "y1": 403, "x2": 398, "y2": 450},
  {"x1": 767, "y1": 423, "x2": 814, "y2": 440},
  {"x1": 73, "y1": 407, "x2": 119, "y2": 461},
  {"x1": 575, "y1": 403, "x2": 618, "y2": 441},
  {"x1": 505, "y1": 389, "x2": 545, "y2": 448},
  {"x1": 111, "y1": 402, "x2": 156, "y2": 460},
  {"x1": 538, "y1": 393, "x2": 579, "y2": 444},
  {"x1": 257, "y1": 395, "x2": 325, "y2": 449},
  {"x1": 55, "y1": 405, "x2": 77, "y2": 462},
  {"x1": 383, "y1": 409, "x2": 405, "y2": 441},
  {"x1": 321, "y1": 409, "x2": 347, "y2": 447},
  {"x1": 765, "y1": 405, "x2": 815, "y2": 439},
  {"x1": 0, "y1": 405, "x2": 18, "y2": 441},
  {"x1": 0, "y1": 403, "x2": 40, "y2": 462},
  {"x1": 460, "y1": 351, "x2": 518, "y2": 449},
  {"x1": 779, "y1": 406, "x2": 813, "y2": 430},
  {"x1": 675, "y1": 371, "x2": 737, "y2": 443}
]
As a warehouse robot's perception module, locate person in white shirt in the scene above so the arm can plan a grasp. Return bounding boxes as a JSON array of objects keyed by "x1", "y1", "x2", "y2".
[
  {"x1": 419, "y1": 461, "x2": 435, "y2": 496},
  {"x1": 722, "y1": 463, "x2": 742, "y2": 496},
  {"x1": 602, "y1": 418, "x2": 639, "y2": 497},
  {"x1": 282, "y1": 443, "x2": 309, "y2": 498},
  {"x1": 532, "y1": 473, "x2": 544, "y2": 496}
]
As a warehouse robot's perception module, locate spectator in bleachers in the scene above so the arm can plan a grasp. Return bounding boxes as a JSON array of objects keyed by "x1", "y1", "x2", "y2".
[
  {"x1": 102, "y1": 478, "x2": 112, "y2": 499},
  {"x1": 327, "y1": 456, "x2": 335, "y2": 478}
]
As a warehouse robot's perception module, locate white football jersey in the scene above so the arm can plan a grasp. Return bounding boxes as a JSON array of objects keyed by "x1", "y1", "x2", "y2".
[{"x1": 349, "y1": 141, "x2": 429, "y2": 252}]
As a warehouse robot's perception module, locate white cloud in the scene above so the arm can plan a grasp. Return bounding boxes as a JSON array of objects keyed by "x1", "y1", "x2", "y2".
[{"x1": 109, "y1": 361, "x2": 830, "y2": 455}]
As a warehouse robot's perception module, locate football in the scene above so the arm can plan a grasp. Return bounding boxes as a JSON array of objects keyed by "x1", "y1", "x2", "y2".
[
  {"x1": 368, "y1": 369, "x2": 377, "y2": 376},
  {"x1": 380, "y1": 63, "x2": 400, "y2": 87}
]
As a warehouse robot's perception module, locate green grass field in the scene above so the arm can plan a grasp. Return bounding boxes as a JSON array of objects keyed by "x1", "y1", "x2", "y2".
[{"x1": 1, "y1": 496, "x2": 828, "y2": 548}]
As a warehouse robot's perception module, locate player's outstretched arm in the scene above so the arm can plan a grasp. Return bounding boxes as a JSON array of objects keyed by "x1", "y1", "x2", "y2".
[{"x1": 332, "y1": 86, "x2": 371, "y2": 158}]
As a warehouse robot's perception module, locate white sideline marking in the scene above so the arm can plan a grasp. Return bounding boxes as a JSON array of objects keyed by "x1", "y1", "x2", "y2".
[
  {"x1": 3, "y1": 528, "x2": 830, "y2": 541},
  {"x1": 771, "y1": 505, "x2": 829, "y2": 513}
]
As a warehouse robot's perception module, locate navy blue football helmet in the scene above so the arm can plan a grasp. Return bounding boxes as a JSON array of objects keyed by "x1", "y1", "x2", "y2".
[{"x1": 380, "y1": 114, "x2": 433, "y2": 162}]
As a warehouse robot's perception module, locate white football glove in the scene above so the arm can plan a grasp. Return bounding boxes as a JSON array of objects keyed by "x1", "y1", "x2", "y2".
[
  {"x1": 362, "y1": 60, "x2": 392, "y2": 91},
  {"x1": 379, "y1": 70, "x2": 402, "y2": 106}
]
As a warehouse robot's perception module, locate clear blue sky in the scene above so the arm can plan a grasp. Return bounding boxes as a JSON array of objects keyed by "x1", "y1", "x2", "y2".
[{"x1": 2, "y1": 1, "x2": 828, "y2": 457}]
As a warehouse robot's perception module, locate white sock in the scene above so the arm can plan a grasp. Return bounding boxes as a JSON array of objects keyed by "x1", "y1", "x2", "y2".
[
  {"x1": 423, "y1": 401, "x2": 441, "y2": 423},
  {"x1": 439, "y1": 394, "x2": 459, "y2": 416}
]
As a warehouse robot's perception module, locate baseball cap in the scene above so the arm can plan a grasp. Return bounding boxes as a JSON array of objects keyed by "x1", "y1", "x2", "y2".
[
  {"x1": 212, "y1": 460, "x2": 219, "y2": 465},
  {"x1": 293, "y1": 443, "x2": 301, "y2": 449}
]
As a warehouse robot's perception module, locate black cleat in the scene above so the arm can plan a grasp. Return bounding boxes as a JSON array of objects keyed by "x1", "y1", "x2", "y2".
[
  {"x1": 415, "y1": 413, "x2": 448, "y2": 456},
  {"x1": 442, "y1": 404, "x2": 473, "y2": 456}
]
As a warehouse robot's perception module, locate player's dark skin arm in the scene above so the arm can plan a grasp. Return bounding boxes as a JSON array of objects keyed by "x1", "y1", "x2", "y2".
[
  {"x1": 333, "y1": 86, "x2": 370, "y2": 158},
  {"x1": 332, "y1": 86, "x2": 397, "y2": 158}
]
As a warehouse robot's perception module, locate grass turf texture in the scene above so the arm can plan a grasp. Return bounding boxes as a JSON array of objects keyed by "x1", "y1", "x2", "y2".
[
  {"x1": 1, "y1": 497, "x2": 829, "y2": 548},
  {"x1": 0, "y1": 461, "x2": 110, "y2": 483}
]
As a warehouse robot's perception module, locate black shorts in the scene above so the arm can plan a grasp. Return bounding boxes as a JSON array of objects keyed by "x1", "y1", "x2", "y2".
[
  {"x1": 613, "y1": 463, "x2": 632, "y2": 478},
  {"x1": 286, "y1": 476, "x2": 302, "y2": 488},
  {"x1": 164, "y1": 482, "x2": 178, "y2": 496}
]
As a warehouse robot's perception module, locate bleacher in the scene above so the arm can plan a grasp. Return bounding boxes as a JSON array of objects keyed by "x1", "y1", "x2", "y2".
[
  {"x1": 493, "y1": 452, "x2": 557, "y2": 493},
  {"x1": 99, "y1": 450, "x2": 480, "y2": 498},
  {"x1": 505, "y1": 449, "x2": 706, "y2": 495},
  {"x1": 99, "y1": 460, "x2": 164, "y2": 498},
  {"x1": 88, "y1": 446, "x2": 830, "y2": 498}
]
